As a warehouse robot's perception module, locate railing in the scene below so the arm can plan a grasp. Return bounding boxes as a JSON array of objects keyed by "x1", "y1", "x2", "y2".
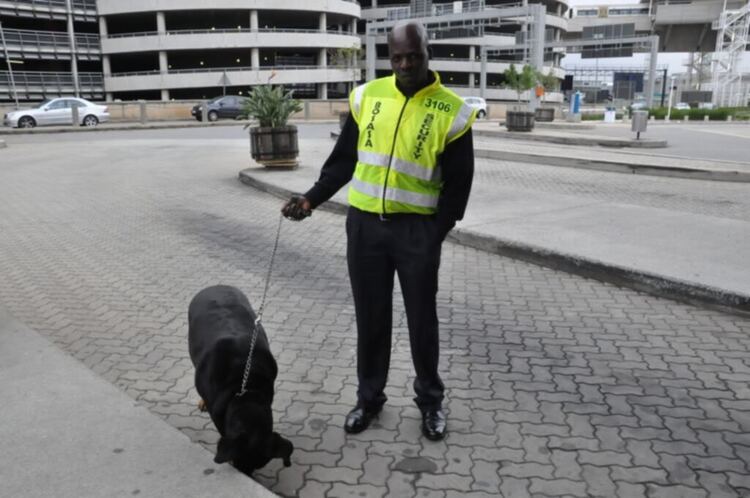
[
  {"x1": 0, "y1": 71, "x2": 103, "y2": 99},
  {"x1": 1, "y1": 28, "x2": 100, "y2": 52},
  {"x1": 2, "y1": 0, "x2": 96, "y2": 10},
  {"x1": 106, "y1": 27, "x2": 358, "y2": 39},
  {"x1": 109, "y1": 65, "x2": 355, "y2": 78}
]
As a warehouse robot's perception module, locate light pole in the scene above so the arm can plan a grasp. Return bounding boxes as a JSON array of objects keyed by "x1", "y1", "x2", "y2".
[
  {"x1": 666, "y1": 74, "x2": 676, "y2": 121},
  {"x1": 0, "y1": 20, "x2": 20, "y2": 109}
]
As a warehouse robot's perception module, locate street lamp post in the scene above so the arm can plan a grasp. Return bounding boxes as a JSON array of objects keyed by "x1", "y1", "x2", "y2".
[
  {"x1": 0, "y1": 20, "x2": 20, "y2": 109},
  {"x1": 666, "y1": 74, "x2": 676, "y2": 121}
]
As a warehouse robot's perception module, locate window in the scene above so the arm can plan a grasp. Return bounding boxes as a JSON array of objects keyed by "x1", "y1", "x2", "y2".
[
  {"x1": 47, "y1": 100, "x2": 69, "y2": 110},
  {"x1": 67, "y1": 99, "x2": 86, "y2": 108}
]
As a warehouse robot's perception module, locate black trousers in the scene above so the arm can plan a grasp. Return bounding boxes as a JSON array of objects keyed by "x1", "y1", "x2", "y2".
[{"x1": 346, "y1": 206, "x2": 445, "y2": 412}]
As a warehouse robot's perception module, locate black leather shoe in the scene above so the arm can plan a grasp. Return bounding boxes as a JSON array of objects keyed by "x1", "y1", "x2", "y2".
[
  {"x1": 344, "y1": 405, "x2": 381, "y2": 434},
  {"x1": 421, "y1": 408, "x2": 447, "y2": 441}
]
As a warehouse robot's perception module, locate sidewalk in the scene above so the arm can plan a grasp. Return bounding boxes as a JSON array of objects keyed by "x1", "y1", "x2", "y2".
[
  {"x1": 240, "y1": 138, "x2": 750, "y2": 314},
  {"x1": 0, "y1": 305, "x2": 277, "y2": 498}
]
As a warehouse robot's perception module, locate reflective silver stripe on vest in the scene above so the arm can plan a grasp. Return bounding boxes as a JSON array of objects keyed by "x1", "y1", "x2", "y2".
[
  {"x1": 446, "y1": 102, "x2": 474, "y2": 141},
  {"x1": 358, "y1": 150, "x2": 441, "y2": 183},
  {"x1": 350, "y1": 177, "x2": 438, "y2": 209},
  {"x1": 352, "y1": 84, "x2": 366, "y2": 119}
]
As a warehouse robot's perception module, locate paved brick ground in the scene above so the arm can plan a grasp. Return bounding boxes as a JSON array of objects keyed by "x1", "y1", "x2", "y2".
[{"x1": 1, "y1": 135, "x2": 750, "y2": 497}]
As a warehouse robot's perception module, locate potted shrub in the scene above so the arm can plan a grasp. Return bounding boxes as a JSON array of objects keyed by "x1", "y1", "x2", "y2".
[
  {"x1": 535, "y1": 69, "x2": 558, "y2": 122},
  {"x1": 504, "y1": 64, "x2": 537, "y2": 132},
  {"x1": 241, "y1": 85, "x2": 303, "y2": 168}
]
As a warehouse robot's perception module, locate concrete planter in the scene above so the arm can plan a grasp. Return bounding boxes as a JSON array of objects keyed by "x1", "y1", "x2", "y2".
[
  {"x1": 535, "y1": 107, "x2": 555, "y2": 122},
  {"x1": 506, "y1": 111, "x2": 535, "y2": 132},
  {"x1": 249, "y1": 125, "x2": 299, "y2": 169}
]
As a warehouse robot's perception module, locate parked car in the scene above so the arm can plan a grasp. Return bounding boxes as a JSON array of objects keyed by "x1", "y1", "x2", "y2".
[
  {"x1": 463, "y1": 96, "x2": 487, "y2": 118},
  {"x1": 674, "y1": 102, "x2": 690, "y2": 110},
  {"x1": 3, "y1": 97, "x2": 109, "y2": 128},
  {"x1": 191, "y1": 95, "x2": 248, "y2": 121}
]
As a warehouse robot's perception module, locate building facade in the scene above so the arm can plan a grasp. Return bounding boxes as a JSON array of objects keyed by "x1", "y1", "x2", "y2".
[
  {"x1": 0, "y1": 0, "x2": 102, "y2": 102},
  {"x1": 1, "y1": 0, "x2": 362, "y2": 102},
  {"x1": 359, "y1": 0, "x2": 570, "y2": 100}
]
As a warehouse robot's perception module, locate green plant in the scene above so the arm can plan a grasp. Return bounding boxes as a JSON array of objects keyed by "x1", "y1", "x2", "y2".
[
  {"x1": 503, "y1": 64, "x2": 537, "y2": 104},
  {"x1": 328, "y1": 44, "x2": 363, "y2": 67},
  {"x1": 241, "y1": 85, "x2": 303, "y2": 128},
  {"x1": 536, "y1": 69, "x2": 558, "y2": 104}
]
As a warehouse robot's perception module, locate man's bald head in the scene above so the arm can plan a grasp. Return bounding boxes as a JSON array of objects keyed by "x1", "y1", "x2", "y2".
[
  {"x1": 387, "y1": 21, "x2": 429, "y2": 49},
  {"x1": 387, "y1": 21, "x2": 431, "y2": 95}
]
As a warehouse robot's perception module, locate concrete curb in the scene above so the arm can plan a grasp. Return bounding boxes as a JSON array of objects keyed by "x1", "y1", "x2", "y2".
[
  {"x1": 474, "y1": 148, "x2": 750, "y2": 183},
  {"x1": 0, "y1": 139, "x2": 6, "y2": 149},
  {"x1": 0, "y1": 119, "x2": 338, "y2": 135},
  {"x1": 239, "y1": 169, "x2": 750, "y2": 316},
  {"x1": 476, "y1": 128, "x2": 668, "y2": 148}
]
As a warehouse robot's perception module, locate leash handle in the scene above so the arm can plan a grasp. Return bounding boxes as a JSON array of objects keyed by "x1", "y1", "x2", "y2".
[{"x1": 237, "y1": 212, "x2": 284, "y2": 397}]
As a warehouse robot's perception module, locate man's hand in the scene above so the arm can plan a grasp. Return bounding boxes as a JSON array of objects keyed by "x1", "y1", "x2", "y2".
[{"x1": 281, "y1": 195, "x2": 312, "y2": 221}]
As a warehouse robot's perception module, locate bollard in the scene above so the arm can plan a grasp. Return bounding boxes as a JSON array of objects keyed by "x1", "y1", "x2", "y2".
[
  {"x1": 649, "y1": 115, "x2": 655, "y2": 121},
  {"x1": 704, "y1": 115, "x2": 709, "y2": 122},
  {"x1": 71, "y1": 105, "x2": 79, "y2": 127},
  {"x1": 683, "y1": 115, "x2": 689, "y2": 122},
  {"x1": 139, "y1": 100, "x2": 147, "y2": 124},
  {"x1": 304, "y1": 101, "x2": 310, "y2": 121},
  {"x1": 201, "y1": 101, "x2": 208, "y2": 123},
  {"x1": 727, "y1": 115, "x2": 733, "y2": 122}
]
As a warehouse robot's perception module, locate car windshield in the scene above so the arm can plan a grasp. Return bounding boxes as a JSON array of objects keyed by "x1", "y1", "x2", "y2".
[
  {"x1": 208, "y1": 97, "x2": 223, "y2": 104},
  {"x1": 37, "y1": 99, "x2": 52, "y2": 108}
]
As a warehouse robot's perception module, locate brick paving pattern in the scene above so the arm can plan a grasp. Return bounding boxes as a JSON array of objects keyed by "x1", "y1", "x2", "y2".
[{"x1": 1, "y1": 136, "x2": 750, "y2": 497}]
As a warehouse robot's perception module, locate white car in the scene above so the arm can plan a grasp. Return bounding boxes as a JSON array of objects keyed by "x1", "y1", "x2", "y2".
[
  {"x1": 3, "y1": 97, "x2": 110, "y2": 129},
  {"x1": 463, "y1": 96, "x2": 487, "y2": 118},
  {"x1": 674, "y1": 102, "x2": 690, "y2": 110}
]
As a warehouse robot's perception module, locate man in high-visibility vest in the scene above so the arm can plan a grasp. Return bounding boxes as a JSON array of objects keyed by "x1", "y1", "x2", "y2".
[{"x1": 282, "y1": 21, "x2": 476, "y2": 441}]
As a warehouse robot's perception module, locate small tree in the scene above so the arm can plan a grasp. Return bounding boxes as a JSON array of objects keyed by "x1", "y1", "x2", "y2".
[
  {"x1": 504, "y1": 64, "x2": 537, "y2": 108},
  {"x1": 537, "y1": 69, "x2": 559, "y2": 104},
  {"x1": 241, "y1": 85, "x2": 303, "y2": 129}
]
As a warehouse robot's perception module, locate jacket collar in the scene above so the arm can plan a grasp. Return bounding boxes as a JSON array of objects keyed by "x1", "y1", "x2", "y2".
[{"x1": 390, "y1": 70, "x2": 441, "y2": 98}]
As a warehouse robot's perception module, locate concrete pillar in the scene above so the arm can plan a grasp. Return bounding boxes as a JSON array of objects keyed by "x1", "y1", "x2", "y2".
[
  {"x1": 102, "y1": 55, "x2": 111, "y2": 76},
  {"x1": 161, "y1": 89, "x2": 170, "y2": 101},
  {"x1": 252, "y1": 48, "x2": 259, "y2": 68},
  {"x1": 319, "y1": 12, "x2": 327, "y2": 32},
  {"x1": 469, "y1": 73, "x2": 475, "y2": 89},
  {"x1": 98, "y1": 16, "x2": 108, "y2": 37},
  {"x1": 351, "y1": 19, "x2": 357, "y2": 34},
  {"x1": 319, "y1": 48, "x2": 327, "y2": 68},
  {"x1": 372, "y1": 0, "x2": 377, "y2": 6},
  {"x1": 250, "y1": 10, "x2": 258, "y2": 31},
  {"x1": 319, "y1": 83, "x2": 328, "y2": 99},
  {"x1": 157, "y1": 11, "x2": 166, "y2": 34},
  {"x1": 469, "y1": 45, "x2": 476, "y2": 60},
  {"x1": 159, "y1": 51, "x2": 168, "y2": 73},
  {"x1": 106, "y1": 93, "x2": 113, "y2": 102}
]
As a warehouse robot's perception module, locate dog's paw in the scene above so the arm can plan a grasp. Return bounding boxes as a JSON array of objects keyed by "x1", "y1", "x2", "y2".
[{"x1": 198, "y1": 399, "x2": 207, "y2": 412}]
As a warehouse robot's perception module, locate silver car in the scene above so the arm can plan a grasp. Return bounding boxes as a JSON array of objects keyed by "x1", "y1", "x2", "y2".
[{"x1": 3, "y1": 97, "x2": 110, "y2": 129}]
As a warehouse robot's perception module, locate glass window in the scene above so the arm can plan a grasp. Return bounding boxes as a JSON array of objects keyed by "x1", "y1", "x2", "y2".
[
  {"x1": 47, "y1": 100, "x2": 69, "y2": 110},
  {"x1": 67, "y1": 99, "x2": 86, "y2": 108}
]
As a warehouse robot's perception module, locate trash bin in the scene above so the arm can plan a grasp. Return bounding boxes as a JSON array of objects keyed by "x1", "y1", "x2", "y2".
[
  {"x1": 631, "y1": 110, "x2": 648, "y2": 139},
  {"x1": 604, "y1": 106, "x2": 616, "y2": 123}
]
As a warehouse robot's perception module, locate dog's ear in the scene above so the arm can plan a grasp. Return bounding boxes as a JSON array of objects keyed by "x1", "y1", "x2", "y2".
[
  {"x1": 269, "y1": 432, "x2": 294, "y2": 467},
  {"x1": 214, "y1": 436, "x2": 237, "y2": 464}
]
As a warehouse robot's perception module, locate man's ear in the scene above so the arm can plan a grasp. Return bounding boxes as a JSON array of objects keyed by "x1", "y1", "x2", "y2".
[{"x1": 214, "y1": 437, "x2": 237, "y2": 464}]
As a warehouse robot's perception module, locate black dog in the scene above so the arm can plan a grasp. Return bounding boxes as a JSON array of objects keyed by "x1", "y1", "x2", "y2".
[{"x1": 188, "y1": 285, "x2": 293, "y2": 474}]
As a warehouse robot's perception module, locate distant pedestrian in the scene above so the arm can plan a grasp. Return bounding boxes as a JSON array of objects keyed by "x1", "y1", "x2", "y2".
[{"x1": 281, "y1": 20, "x2": 476, "y2": 441}]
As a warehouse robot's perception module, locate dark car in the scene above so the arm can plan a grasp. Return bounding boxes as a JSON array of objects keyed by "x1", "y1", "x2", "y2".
[{"x1": 191, "y1": 95, "x2": 247, "y2": 122}]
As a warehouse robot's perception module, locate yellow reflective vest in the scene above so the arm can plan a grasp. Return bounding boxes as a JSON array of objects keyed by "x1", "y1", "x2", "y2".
[{"x1": 348, "y1": 72, "x2": 476, "y2": 215}]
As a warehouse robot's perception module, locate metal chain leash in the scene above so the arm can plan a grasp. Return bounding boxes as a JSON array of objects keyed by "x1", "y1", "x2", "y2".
[{"x1": 237, "y1": 211, "x2": 284, "y2": 397}]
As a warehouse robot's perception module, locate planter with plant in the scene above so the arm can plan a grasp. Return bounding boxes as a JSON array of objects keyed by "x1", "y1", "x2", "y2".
[
  {"x1": 504, "y1": 64, "x2": 537, "y2": 132},
  {"x1": 241, "y1": 85, "x2": 303, "y2": 168},
  {"x1": 535, "y1": 69, "x2": 558, "y2": 122}
]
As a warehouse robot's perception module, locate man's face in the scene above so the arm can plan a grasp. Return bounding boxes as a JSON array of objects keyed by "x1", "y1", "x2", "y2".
[{"x1": 388, "y1": 28, "x2": 429, "y2": 91}]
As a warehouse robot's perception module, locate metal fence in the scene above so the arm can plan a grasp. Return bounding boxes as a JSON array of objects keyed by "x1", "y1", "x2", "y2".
[
  {"x1": 1, "y1": 28, "x2": 100, "y2": 59},
  {"x1": 0, "y1": 71, "x2": 103, "y2": 100}
]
